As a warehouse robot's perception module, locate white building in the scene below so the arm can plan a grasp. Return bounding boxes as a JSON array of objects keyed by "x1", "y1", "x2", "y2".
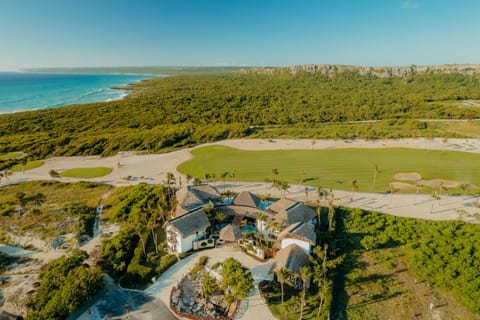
[
  {"x1": 166, "y1": 208, "x2": 210, "y2": 253},
  {"x1": 276, "y1": 222, "x2": 317, "y2": 254}
]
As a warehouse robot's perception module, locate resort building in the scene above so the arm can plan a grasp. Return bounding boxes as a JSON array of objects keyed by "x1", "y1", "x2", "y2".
[
  {"x1": 276, "y1": 222, "x2": 316, "y2": 254},
  {"x1": 273, "y1": 201, "x2": 317, "y2": 227},
  {"x1": 270, "y1": 243, "x2": 311, "y2": 287},
  {"x1": 175, "y1": 184, "x2": 221, "y2": 216},
  {"x1": 233, "y1": 190, "x2": 261, "y2": 207},
  {"x1": 165, "y1": 208, "x2": 210, "y2": 253}
]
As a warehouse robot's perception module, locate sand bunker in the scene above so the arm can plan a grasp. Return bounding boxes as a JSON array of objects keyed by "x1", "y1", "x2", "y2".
[
  {"x1": 389, "y1": 182, "x2": 418, "y2": 191},
  {"x1": 393, "y1": 172, "x2": 423, "y2": 182},
  {"x1": 420, "y1": 179, "x2": 460, "y2": 189}
]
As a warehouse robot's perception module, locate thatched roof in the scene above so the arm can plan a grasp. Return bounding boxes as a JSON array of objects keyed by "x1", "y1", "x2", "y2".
[
  {"x1": 275, "y1": 202, "x2": 317, "y2": 227},
  {"x1": 270, "y1": 244, "x2": 310, "y2": 275},
  {"x1": 216, "y1": 205, "x2": 272, "y2": 219},
  {"x1": 233, "y1": 191, "x2": 261, "y2": 208},
  {"x1": 277, "y1": 222, "x2": 316, "y2": 245},
  {"x1": 176, "y1": 185, "x2": 221, "y2": 209},
  {"x1": 219, "y1": 224, "x2": 242, "y2": 242},
  {"x1": 393, "y1": 172, "x2": 422, "y2": 182},
  {"x1": 167, "y1": 208, "x2": 210, "y2": 237},
  {"x1": 269, "y1": 198, "x2": 297, "y2": 213}
]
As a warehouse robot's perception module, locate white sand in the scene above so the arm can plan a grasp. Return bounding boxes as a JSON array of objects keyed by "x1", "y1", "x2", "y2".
[{"x1": 2, "y1": 138, "x2": 480, "y2": 223}]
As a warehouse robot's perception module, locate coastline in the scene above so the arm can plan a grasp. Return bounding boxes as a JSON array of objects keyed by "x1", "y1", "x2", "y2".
[{"x1": 0, "y1": 73, "x2": 161, "y2": 115}]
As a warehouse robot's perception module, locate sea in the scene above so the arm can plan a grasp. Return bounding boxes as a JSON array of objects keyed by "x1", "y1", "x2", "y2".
[{"x1": 0, "y1": 72, "x2": 158, "y2": 114}]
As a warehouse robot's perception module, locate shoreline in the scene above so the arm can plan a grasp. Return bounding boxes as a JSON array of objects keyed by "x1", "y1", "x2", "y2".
[{"x1": 0, "y1": 73, "x2": 160, "y2": 115}]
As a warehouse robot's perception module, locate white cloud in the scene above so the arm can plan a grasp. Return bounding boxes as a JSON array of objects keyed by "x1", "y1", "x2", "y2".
[{"x1": 402, "y1": 1, "x2": 420, "y2": 9}]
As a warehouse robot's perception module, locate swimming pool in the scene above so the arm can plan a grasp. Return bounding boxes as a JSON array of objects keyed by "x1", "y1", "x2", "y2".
[
  {"x1": 241, "y1": 225, "x2": 256, "y2": 233},
  {"x1": 258, "y1": 199, "x2": 273, "y2": 210}
]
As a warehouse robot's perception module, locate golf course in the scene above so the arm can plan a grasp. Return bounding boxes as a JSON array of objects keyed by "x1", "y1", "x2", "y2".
[{"x1": 178, "y1": 145, "x2": 480, "y2": 193}]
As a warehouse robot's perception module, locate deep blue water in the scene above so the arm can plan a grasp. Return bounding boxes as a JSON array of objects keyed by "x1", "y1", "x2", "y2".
[{"x1": 0, "y1": 72, "x2": 158, "y2": 113}]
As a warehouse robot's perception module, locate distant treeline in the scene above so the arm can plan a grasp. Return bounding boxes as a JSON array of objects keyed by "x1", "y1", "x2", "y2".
[{"x1": 1, "y1": 71, "x2": 480, "y2": 159}]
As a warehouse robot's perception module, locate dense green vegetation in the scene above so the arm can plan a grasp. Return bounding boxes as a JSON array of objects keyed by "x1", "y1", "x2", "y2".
[
  {"x1": 179, "y1": 145, "x2": 480, "y2": 193},
  {"x1": 1, "y1": 71, "x2": 480, "y2": 159},
  {"x1": 333, "y1": 207, "x2": 480, "y2": 317},
  {"x1": 0, "y1": 152, "x2": 23, "y2": 160},
  {"x1": 60, "y1": 166, "x2": 112, "y2": 178},
  {"x1": 0, "y1": 181, "x2": 111, "y2": 241},
  {"x1": 101, "y1": 183, "x2": 177, "y2": 288},
  {"x1": 26, "y1": 249, "x2": 103, "y2": 320}
]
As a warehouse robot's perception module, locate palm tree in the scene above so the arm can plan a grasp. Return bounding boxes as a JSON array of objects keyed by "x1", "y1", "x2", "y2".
[
  {"x1": 272, "y1": 168, "x2": 279, "y2": 183},
  {"x1": 299, "y1": 266, "x2": 312, "y2": 320},
  {"x1": 304, "y1": 186, "x2": 309, "y2": 204},
  {"x1": 280, "y1": 181, "x2": 290, "y2": 198},
  {"x1": 373, "y1": 164, "x2": 381, "y2": 191},
  {"x1": 204, "y1": 172, "x2": 211, "y2": 182},
  {"x1": 220, "y1": 171, "x2": 229, "y2": 191},
  {"x1": 277, "y1": 267, "x2": 289, "y2": 306},
  {"x1": 316, "y1": 207, "x2": 322, "y2": 229},
  {"x1": 186, "y1": 174, "x2": 192, "y2": 186},
  {"x1": 350, "y1": 179, "x2": 359, "y2": 201},
  {"x1": 317, "y1": 186, "x2": 326, "y2": 200},
  {"x1": 299, "y1": 169, "x2": 305, "y2": 184},
  {"x1": 459, "y1": 183, "x2": 470, "y2": 200},
  {"x1": 229, "y1": 170, "x2": 236, "y2": 187},
  {"x1": 215, "y1": 212, "x2": 226, "y2": 225},
  {"x1": 327, "y1": 194, "x2": 335, "y2": 231}
]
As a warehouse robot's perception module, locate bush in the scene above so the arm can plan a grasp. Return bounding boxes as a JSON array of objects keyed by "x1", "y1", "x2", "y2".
[{"x1": 157, "y1": 254, "x2": 178, "y2": 274}]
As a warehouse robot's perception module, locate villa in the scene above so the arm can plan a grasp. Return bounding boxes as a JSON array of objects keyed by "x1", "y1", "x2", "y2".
[
  {"x1": 166, "y1": 184, "x2": 319, "y2": 264},
  {"x1": 270, "y1": 243, "x2": 311, "y2": 287},
  {"x1": 175, "y1": 184, "x2": 221, "y2": 215},
  {"x1": 165, "y1": 207, "x2": 210, "y2": 253},
  {"x1": 276, "y1": 221, "x2": 316, "y2": 254}
]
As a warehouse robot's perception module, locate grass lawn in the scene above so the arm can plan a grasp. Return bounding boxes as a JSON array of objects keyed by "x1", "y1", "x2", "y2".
[
  {"x1": 177, "y1": 146, "x2": 480, "y2": 193},
  {"x1": 60, "y1": 167, "x2": 112, "y2": 179},
  {"x1": 10, "y1": 160, "x2": 44, "y2": 172},
  {"x1": 0, "y1": 152, "x2": 23, "y2": 161}
]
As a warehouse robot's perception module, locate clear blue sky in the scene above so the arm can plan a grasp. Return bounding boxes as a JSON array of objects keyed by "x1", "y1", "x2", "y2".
[{"x1": 1, "y1": 0, "x2": 479, "y2": 69}]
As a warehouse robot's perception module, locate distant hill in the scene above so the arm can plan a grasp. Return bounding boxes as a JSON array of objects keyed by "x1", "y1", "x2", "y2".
[
  {"x1": 241, "y1": 64, "x2": 480, "y2": 77},
  {"x1": 23, "y1": 66, "x2": 246, "y2": 75}
]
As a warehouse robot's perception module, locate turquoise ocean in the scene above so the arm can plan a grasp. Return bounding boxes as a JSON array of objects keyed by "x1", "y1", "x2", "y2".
[{"x1": 0, "y1": 72, "x2": 157, "y2": 114}]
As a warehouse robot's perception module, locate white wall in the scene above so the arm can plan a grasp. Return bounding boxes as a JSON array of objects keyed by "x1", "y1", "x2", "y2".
[
  {"x1": 281, "y1": 238, "x2": 311, "y2": 254},
  {"x1": 166, "y1": 225, "x2": 207, "y2": 253}
]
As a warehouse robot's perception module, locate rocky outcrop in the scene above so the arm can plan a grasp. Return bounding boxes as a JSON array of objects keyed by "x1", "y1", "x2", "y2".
[
  {"x1": 240, "y1": 64, "x2": 480, "y2": 78},
  {"x1": 170, "y1": 275, "x2": 239, "y2": 320}
]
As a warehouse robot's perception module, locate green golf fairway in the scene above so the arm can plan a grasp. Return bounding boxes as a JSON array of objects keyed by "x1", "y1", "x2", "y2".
[
  {"x1": 178, "y1": 146, "x2": 480, "y2": 193},
  {"x1": 60, "y1": 167, "x2": 112, "y2": 179}
]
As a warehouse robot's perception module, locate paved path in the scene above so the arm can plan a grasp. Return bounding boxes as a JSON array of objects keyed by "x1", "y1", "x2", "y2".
[
  {"x1": 148, "y1": 246, "x2": 275, "y2": 320},
  {"x1": 76, "y1": 246, "x2": 275, "y2": 320}
]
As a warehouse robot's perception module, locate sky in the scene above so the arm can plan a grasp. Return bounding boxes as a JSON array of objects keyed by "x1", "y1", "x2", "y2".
[{"x1": 0, "y1": 0, "x2": 479, "y2": 70}]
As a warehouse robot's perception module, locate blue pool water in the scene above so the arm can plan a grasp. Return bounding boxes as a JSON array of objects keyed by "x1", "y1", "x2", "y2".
[
  {"x1": 0, "y1": 72, "x2": 158, "y2": 113},
  {"x1": 241, "y1": 225, "x2": 256, "y2": 233},
  {"x1": 258, "y1": 199, "x2": 273, "y2": 210}
]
